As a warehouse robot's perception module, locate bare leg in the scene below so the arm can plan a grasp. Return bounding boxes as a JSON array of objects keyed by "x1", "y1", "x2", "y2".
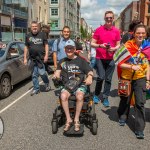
[
  {"x1": 74, "y1": 91, "x2": 84, "y2": 121},
  {"x1": 60, "y1": 90, "x2": 72, "y2": 122}
]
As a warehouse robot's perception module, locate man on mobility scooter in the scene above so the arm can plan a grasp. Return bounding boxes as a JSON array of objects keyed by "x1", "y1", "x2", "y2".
[{"x1": 52, "y1": 39, "x2": 94, "y2": 134}]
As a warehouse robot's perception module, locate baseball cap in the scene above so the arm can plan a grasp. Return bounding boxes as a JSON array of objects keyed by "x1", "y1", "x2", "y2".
[{"x1": 65, "y1": 39, "x2": 75, "y2": 47}]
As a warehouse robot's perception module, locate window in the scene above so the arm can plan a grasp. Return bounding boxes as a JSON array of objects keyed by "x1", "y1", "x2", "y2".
[
  {"x1": 18, "y1": 43, "x2": 25, "y2": 55},
  {"x1": 51, "y1": 8, "x2": 58, "y2": 16},
  {"x1": 8, "y1": 44, "x2": 19, "y2": 57},
  {"x1": 51, "y1": 0, "x2": 58, "y2": 4},
  {"x1": 51, "y1": 20, "x2": 59, "y2": 28}
]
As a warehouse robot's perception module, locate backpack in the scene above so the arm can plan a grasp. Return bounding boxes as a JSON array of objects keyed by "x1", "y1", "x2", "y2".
[{"x1": 56, "y1": 38, "x2": 61, "y2": 52}]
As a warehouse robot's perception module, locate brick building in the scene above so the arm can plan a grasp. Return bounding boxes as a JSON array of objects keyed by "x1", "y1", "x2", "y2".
[{"x1": 120, "y1": 0, "x2": 150, "y2": 32}]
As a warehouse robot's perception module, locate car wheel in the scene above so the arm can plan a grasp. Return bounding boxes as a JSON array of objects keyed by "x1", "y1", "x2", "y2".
[{"x1": 0, "y1": 74, "x2": 11, "y2": 99}]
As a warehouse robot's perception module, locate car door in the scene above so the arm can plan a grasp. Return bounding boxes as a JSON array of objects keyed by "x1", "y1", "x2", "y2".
[
  {"x1": 6, "y1": 43, "x2": 23, "y2": 84},
  {"x1": 17, "y1": 42, "x2": 31, "y2": 78}
]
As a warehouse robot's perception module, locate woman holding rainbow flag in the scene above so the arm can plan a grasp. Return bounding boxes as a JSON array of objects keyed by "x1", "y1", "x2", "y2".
[{"x1": 116, "y1": 24, "x2": 150, "y2": 139}]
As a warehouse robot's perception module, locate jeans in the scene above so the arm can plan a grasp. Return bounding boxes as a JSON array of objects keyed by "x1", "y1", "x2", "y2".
[
  {"x1": 32, "y1": 64, "x2": 49, "y2": 91},
  {"x1": 90, "y1": 57, "x2": 96, "y2": 69},
  {"x1": 95, "y1": 59, "x2": 115, "y2": 99},
  {"x1": 117, "y1": 78, "x2": 146, "y2": 132}
]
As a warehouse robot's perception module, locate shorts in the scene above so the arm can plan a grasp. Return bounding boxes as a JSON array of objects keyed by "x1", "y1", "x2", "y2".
[{"x1": 61, "y1": 84, "x2": 88, "y2": 95}]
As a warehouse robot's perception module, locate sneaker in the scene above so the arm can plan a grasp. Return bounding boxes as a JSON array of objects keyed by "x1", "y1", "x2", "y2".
[
  {"x1": 93, "y1": 95, "x2": 100, "y2": 104},
  {"x1": 45, "y1": 83, "x2": 51, "y2": 92},
  {"x1": 30, "y1": 90, "x2": 40, "y2": 96},
  {"x1": 135, "y1": 131, "x2": 144, "y2": 139},
  {"x1": 118, "y1": 119, "x2": 126, "y2": 126},
  {"x1": 103, "y1": 98, "x2": 110, "y2": 107}
]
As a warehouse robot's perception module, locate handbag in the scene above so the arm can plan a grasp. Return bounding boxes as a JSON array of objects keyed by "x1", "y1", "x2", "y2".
[
  {"x1": 64, "y1": 76, "x2": 82, "y2": 92},
  {"x1": 118, "y1": 69, "x2": 136, "y2": 97},
  {"x1": 118, "y1": 79, "x2": 131, "y2": 97},
  {"x1": 64, "y1": 62, "x2": 83, "y2": 92}
]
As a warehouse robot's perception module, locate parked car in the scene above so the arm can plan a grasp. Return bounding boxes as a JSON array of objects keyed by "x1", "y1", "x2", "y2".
[{"x1": 0, "y1": 41, "x2": 32, "y2": 99}]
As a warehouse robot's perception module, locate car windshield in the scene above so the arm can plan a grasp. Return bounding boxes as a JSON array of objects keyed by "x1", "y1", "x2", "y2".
[{"x1": 0, "y1": 42, "x2": 7, "y2": 57}]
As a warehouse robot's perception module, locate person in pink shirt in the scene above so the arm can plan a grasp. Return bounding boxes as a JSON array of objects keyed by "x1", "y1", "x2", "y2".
[{"x1": 91, "y1": 10, "x2": 121, "y2": 107}]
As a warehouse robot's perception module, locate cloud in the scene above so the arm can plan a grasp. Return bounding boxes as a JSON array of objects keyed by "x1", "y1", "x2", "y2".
[
  {"x1": 81, "y1": 0, "x2": 98, "y2": 8},
  {"x1": 106, "y1": 0, "x2": 133, "y2": 6},
  {"x1": 81, "y1": 0, "x2": 134, "y2": 29}
]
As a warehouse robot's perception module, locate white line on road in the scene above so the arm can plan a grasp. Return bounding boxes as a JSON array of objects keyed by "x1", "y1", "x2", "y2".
[
  {"x1": 0, "y1": 75, "x2": 52, "y2": 114},
  {"x1": 0, "y1": 89, "x2": 32, "y2": 114}
]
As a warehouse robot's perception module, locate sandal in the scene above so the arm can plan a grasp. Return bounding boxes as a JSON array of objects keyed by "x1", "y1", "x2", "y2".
[
  {"x1": 64, "y1": 121, "x2": 73, "y2": 131},
  {"x1": 74, "y1": 121, "x2": 80, "y2": 132}
]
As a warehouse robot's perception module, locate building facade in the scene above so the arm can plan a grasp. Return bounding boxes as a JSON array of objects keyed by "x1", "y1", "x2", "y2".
[
  {"x1": 49, "y1": 0, "x2": 81, "y2": 39},
  {"x1": 28, "y1": 0, "x2": 49, "y2": 27},
  {"x1": 120, "y1": 0, "x2": 150, "y2": 32},
  {"x1": 0, "y1": 0, "x2": 28, "y2": 41}
]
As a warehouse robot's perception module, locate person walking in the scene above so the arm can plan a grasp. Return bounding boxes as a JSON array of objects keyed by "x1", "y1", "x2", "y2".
[
  {"x1": 88, "y1": 32, "x2": 96, "y2": 69},
  {"x1": 91, "y1": 10, "x2": 121, "y2": 106},
  {"x1": 121, "y1": 20, "x2": 143, "y2": 44},
  {"x1": 117, "y1": 24, "x2": 150, "y2": 139},
  {"x1": 52, "y1": 26, "x2": 71, "y2": 71},
  {"x1": 75, "y1": 37, "x2": 83, "y2": 51},
  {"x1": 24, "y1": 21, "x2": 50, "y2": 96}
]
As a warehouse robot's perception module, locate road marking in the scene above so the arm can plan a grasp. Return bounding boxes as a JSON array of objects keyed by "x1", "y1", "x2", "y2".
[
  {"x1": 0, "y1": 75, "x2": 52, "y2": 114},
  {"x1": 0, "y1": 89, "x2": 32, "y2": 114}
]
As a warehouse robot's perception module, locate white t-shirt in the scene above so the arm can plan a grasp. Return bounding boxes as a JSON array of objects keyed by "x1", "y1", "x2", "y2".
[{"x1": 90, "y1": 47, "x2": 96, "y2": 58}]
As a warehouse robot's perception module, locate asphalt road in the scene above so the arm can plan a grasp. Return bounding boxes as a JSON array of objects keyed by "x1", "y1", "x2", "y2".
[{"x1": 0, "y1": 52, "x2": 150, "y2": 150}]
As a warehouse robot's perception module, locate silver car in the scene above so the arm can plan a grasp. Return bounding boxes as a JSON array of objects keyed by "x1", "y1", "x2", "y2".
[{"x1": 0, "y1": 41, "x2": 31, "y2": 98}]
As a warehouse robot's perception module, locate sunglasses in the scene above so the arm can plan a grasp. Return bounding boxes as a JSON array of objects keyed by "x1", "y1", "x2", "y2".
[
  {"x1": 105, "y1": 17, "x2": 113, "y2": 20},
  {"x1": 65, "y1": 47, "x2": 74, "y2": 51}
]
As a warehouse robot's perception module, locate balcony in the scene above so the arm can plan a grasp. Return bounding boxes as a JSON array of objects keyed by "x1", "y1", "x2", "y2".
[{"x1": 1, "y1": 5, "x2": 28, "y2": 19}]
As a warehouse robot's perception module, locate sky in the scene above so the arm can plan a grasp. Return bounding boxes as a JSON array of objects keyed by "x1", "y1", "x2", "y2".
[{"x1": 81, "y1": 0, "x2": 137, "y2": 29}]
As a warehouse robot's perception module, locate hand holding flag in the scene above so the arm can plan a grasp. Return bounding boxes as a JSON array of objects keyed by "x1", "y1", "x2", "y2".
[{"x1": 113, "y1": 45, "x2": 132, "y2": 65}]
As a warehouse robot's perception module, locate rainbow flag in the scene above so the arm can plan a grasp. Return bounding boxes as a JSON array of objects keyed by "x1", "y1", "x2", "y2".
[
  {"x1": 141, "y1": 39, "x2": 150, "y2": 60},
  {"x1": 113, "y1": 45, "x2": 131, "y2": 65}
]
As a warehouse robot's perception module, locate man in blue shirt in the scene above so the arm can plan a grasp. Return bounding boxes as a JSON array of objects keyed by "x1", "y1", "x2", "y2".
[{"x1": 52, "y1": 26, "x2": 71, "y2": 70}]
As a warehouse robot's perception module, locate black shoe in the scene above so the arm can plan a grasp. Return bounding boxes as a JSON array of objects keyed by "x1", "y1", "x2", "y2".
[
  {"x1": 45, "y1": 83, "x2": 51, "y2": 92},
  {"x1": 30, "y1": 90, "x2": 40, "y2": 96},
  {"x1": 118, "y1": 119, "x2": 126, "y2": 126},
  {"x1": 135, "y1": 131, "x2": 144, "y2": 139}
]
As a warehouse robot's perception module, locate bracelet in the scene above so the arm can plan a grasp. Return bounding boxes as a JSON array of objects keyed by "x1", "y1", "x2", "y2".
[{"x1": 98, "y1": 44, "x2": 101, "y2": 48}]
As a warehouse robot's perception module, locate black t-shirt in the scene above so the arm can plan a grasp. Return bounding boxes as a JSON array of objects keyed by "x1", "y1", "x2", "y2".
[
  {"x1": 75, "y1": 41, "x2": 83, "y2": 50},
  {"x1": 121, "y1": 32, "x2": 132, "y2": 44},
  {"x1": 57, "y1": 56, "x2": 92, "y2": 84},
  {"x1": 25, "y1": 32, "x2": 48, "y2": 59}
]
